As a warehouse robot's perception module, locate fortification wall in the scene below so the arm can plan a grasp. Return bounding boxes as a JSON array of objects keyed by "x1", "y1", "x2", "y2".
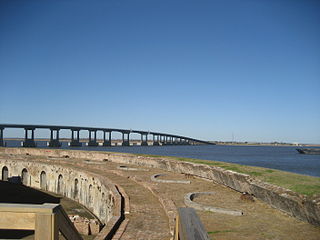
[
  {"x1": 0, "y1": 156, "x2": 120, "y2": 225},
  {"x1": 1, "y1": 147, "x2": 319, "y2": 226}
]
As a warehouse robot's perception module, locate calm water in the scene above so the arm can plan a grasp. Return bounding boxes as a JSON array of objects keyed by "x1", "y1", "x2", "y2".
[{"x1": 4, "y1": 140, "x2": 320, "y2": 177}]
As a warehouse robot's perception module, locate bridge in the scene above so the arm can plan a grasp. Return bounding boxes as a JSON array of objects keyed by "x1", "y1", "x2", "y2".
[{"x1": 0, "y1": 124, "x2": 214, "y2": 148}]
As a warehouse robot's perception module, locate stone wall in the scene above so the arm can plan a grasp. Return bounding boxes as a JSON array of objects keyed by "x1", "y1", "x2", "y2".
[
  {"x1": 0, "y1": 156, "x2": 120, "y2": 225},
  {"x1": 1, "y1": 147, "x2": 319, "y2": 226}
]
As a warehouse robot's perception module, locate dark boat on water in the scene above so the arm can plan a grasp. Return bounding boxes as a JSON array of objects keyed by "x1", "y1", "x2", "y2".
[{"x1": 296, "y1": 148, "x2": 320, "y2": 155}]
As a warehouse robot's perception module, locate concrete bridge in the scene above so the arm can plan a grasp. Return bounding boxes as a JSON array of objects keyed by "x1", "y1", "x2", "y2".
[{"x1": 0, "y1": 124, "x2": 214, "y2": 148}]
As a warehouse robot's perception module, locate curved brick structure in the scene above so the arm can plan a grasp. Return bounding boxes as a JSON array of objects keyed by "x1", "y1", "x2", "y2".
[
  {"x1": 151, "y1": 173, "x2": 191, "y2": 184},
  {"x1": 117, "y1": 165, "x2": 149, "y2": 171},
  {"x1": 0, "y1": 157, "x2": 124, "y2": 239},
  {"x1": 184, "y1": 192, "x2": 243, "y2": 216}
]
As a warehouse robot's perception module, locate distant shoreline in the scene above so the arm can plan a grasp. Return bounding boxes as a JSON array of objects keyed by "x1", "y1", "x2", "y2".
[
  {"x1": 3, "y1": 138, "x2": 319, "y2": 147},
  {"x1": 214, "y1": 142, "x2": 320, "y2": 147}
]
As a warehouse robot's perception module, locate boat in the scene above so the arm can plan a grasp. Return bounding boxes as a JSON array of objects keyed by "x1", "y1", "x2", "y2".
[{"x1": 296, "y1": 148, "x2": 320, "y2": 155}]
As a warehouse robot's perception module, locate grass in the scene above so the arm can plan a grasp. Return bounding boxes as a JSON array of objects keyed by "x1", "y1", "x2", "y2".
[
  {"x1": 208, "y1": 230, "x2": 235, "y2": 235},
  {"x1": 138, "y1": 154, "x2": 320, "y2": 197}
]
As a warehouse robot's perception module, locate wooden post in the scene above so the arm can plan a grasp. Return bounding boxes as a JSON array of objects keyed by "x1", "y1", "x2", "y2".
[
  {"x1": 0, "y1": 203, "x2": 81, "y2": 240},
  {"x1": 174, "y1": 214, "x2": 180, "y2": 240},
  {"x1": 35, "y1": 212, "x2": 58, "y2": 240},
  {"x1": 177, "y1": 208, "x2": 210, "y2": 240}
]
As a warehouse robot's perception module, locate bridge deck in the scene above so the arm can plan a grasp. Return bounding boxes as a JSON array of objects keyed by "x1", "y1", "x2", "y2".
[{"x1": 0, "y1": 123, "x2": 214, "y2": 145}]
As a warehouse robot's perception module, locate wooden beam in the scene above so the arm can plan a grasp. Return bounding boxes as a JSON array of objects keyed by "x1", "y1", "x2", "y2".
[
  {"x1": 35, "y1": 213, "x2": 58, "y2": 240},
  {"x1": 178, "y1": 208, "x2": 210, "y2": 240},
  {"x1": 56, "y1": 205, "x2": 83, "y2": 240},
  {"x1": 0, "y1": 212, "x2": 35, "y2": 230},
  {"x1": 0, "y1": 203, "x2": 81, "y2": 240}
]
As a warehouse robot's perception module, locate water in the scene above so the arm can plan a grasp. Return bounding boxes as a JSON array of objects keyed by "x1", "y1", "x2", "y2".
[{"x1": 4, "y1": 140, "x2": 320, "y2": 177}]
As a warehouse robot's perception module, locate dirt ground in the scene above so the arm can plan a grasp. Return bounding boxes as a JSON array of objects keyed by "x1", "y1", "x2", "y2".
[{"x1": 113, "y1": 165, "x2": 320, "y2": 240}]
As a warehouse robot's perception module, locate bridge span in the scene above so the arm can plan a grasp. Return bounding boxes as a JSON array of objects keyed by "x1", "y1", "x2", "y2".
[{"x1": 0, "y1": 124, "x2": 214, "y2": 148}]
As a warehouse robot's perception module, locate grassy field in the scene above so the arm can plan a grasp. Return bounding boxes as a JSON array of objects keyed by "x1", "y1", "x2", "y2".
[{"x1": 140, "y1": 154, "x2": 320, "y2": 197}]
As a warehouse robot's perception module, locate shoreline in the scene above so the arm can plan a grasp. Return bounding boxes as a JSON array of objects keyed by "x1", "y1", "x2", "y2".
[
  {"x1": 136, "y1": 152, "x2": 320, "y2": 197},
  {"x1": 3, "y1": 138, "x2": 320, "y2": 146},
  {"x1": 1, "y1": 142, "x2": 320, "y2": 178}
]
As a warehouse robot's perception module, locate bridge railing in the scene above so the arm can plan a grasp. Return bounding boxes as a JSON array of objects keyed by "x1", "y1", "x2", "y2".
[
  {"x1": 0, "y1": 203, "x2": 83, "y2": 240},
  {"x1": 174, "y1": 207, "x2": 210, "y2": 240}
]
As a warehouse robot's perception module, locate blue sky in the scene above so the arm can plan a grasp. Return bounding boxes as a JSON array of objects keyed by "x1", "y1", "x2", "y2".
[{"x1": 0, "y1": 0, "x2": 319, "y2": 143}]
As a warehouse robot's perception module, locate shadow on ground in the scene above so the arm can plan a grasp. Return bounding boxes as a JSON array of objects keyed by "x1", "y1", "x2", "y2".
[
  {"x1": 0, "y1": 180, "x2": 60, "y2": 204},
  {"x1": 0, "y1": 180, "x2": 61, "y2": 239}
]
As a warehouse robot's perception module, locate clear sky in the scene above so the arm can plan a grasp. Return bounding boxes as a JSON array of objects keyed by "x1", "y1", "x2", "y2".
[{"x1": 0, "y1": 0, "x2": 319, "y2": 143}]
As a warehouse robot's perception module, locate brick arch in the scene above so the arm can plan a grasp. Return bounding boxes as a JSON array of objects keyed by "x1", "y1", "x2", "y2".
[
  {"x1": 21, "y1": 168, "x2": 29, "y2": 185},
  {"x1": 74, "y1": 178, "x2": 79, "y2": 199},
  {"x1": 57, "y1": 174, "x2": 63, "y2": 194},
  {"x1": 40, "y1": 171, "x2": 47, "y2": 190},
  {"x1": 88, "y1": 184, "x2": 93, "y2": 206},
  {"x1": 1, "y1": 166, "x2": 8, "y2": 181}
]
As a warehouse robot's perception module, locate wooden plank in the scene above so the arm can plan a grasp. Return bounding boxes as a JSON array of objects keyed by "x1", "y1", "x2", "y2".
[
  {"x1": 0, "y1": 203, "x2": 58, "y2": 214},
  {"x1": 178, "y1": 208, "x2": 210, "y2": 240},
  {"x1": 0, "y1": 212, "x2": 35, "y2": 230},
  {"x1": 52, "y1": 213, "x2": 59, "y2": 240},
  {"x1": 56, "y1": 206, "x2": 83, "y2": 240},
  {"x1": 35, "y1": 213, "x2": 54, "y2": 240}
]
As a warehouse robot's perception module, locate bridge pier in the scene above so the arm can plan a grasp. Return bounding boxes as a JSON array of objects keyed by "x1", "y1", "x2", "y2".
[
  {"x1": 179, "y1": 138, "x2": 185, "y2": 145},
  {"x1": 103, "y1": 131, "x2": 112, "y2": 146},
  {"x1": 162, "y1": 136, "x2": 168, "y2": 145},
  {"x1": 0, "y1": 128, "x2": 4, "y2": 147},
  {"x1": 122, "y1": 132, "x2": 130, "y2": 146},
  {"x1": 87, "y1": 130, "x2": 98, "y2": 146},
  {"x1": 48, "y1": 129, "x2": 61, "y2": 147},
  {"x1": 173, "y1": 137, "x2": 178, "y2": 145},
  {"x1": 159, "y1": 135, "x2": 163, "y2": 145},
  {"x1": 165, "y1": 136, "x2": 173, "y2": 145},
  {"x1": 23, "y1": 128, "x2": 36, "y2": 147},
  {"x1": 141, "y1": 134, "x2": 148, "y2": 146},
  {"x1": 153, "y1": 135, "x2": 160, "y2": 146},
  {"x1": 165, "y1": 136, "x2": 172, "y2": 145},
  {"x1": 161, "y1": 135, "x2": 167, "y2": 145},
  {"x1": 69, "y1": 129, "x2": 82, "y2": 147}
]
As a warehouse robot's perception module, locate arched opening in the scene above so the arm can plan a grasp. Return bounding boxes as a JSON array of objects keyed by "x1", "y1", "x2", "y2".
[
  {"x1": 57, "y1": 174, "x2": 63, "y2": 195},
  {"x1": 88, "y1": 184, "x2": 93, "y2": 206},
  {"x1": 100, "y1": 192, "x2": 105, "y2": 217},
  {"x1": 2, "y1": 166, "x2": 8, "y2": 181},
  {"x1": 21, "y1": 168, "x2": 28, "y2": 185},
  {"x1": 40, "y1": 171, "x2": 47, "y2": 190},
  {"x1": 74, "y1": 178, "x2": 79, "y2": 199}
]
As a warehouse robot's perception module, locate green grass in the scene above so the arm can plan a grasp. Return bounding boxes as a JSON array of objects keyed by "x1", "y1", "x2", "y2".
[
  {"x1": 138, "y1": 153, "x2": 320, "y2": 197},
  {"x1": 208, "y1": 230, "x2": 234, "y2": 235}
]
